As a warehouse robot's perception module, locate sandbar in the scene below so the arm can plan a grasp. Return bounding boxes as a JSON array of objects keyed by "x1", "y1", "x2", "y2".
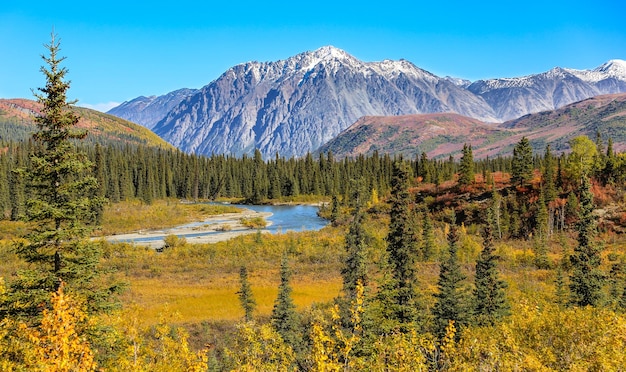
[{"x1": 101, "y1": 209, "x2": 273, "y2": 248}]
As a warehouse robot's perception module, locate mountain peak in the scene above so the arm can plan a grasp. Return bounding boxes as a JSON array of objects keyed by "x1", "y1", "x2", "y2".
[
  {"x1": 595, "y1": 59, "x2": 626, "y2": 77},
  {"x1": 310, "y1": 45, "x2": 351, "y2": 60}
]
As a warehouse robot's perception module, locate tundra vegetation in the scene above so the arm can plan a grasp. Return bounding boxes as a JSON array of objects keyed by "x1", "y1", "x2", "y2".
[{"x1": 1, "y1": 35, "x2": 626, "y2": 371}]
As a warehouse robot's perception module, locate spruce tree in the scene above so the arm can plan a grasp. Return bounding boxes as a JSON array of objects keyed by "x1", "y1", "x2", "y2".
[
  {"x1": 533, "y1": 191, "x2": 550, "y2": 269},
  {"x1": 542, "y1": 144, "x2": 557, "y2": 203},
  {"x1": 2, "y1": 33, "x2": 110, "y2": 319},
  {"x1": 569, "y1": 175, "x2": 604, "y2": 307},
  {"x1": 473, "y1": 220, "x2": 509, "y2": 326},
  {"x1": 339, "y1": 207, "x2": 369, "y2": 332},
  {"x1": 511, "y1": 136, "x2": 534, "y2": 187},
  {"x1": 554, "y1": 261, "x2": 568, "y2": 306},
  {"x1": 602, "y1": 137, "x2": 616, "y2": 185},
  {"x1": 458, "y1": 143, "x2": 474, "y2": 187},
  {"x1": 237, "y1": 266, "x2": 256, "y2": 322},
  {"x1": 384, "y1": 162, "x2": 420, "y2": 327},
  {"x1": 341, "y1": 208, "x2": 368, "y2": 301},
  {"x1": 432, "y1": 222, "x2": 469, "y2": 339},
  {"x1": 421, "y1": 207, "x2": 435, "y2": 261},
  {"x1": 271, "y1": 253, "x2": 302, "y2": 350}
]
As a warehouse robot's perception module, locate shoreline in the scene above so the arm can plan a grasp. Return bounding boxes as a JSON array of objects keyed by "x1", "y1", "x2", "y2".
[{"x1": 101, "y1": 209, "x2": 273, "y2": 248}]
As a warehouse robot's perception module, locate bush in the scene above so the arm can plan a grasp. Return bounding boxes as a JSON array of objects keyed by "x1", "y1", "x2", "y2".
[
  {"x1": 163, "y1": 234, "x2": 187, "y2": 250},
  {"x1": 240, "y1": 217, "x2": 267, "y2": 229}
]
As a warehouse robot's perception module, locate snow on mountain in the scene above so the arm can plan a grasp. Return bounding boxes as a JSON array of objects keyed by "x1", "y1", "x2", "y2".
[
  {"x1": 107, "y1": 47, "x2": 626, "y2": 157},
  {"x1": 467, "y1": 61, "x2": 626, "y2": 121},
  {"x1": 150, "y1": 46, "x2": 497, "y2": 158}
]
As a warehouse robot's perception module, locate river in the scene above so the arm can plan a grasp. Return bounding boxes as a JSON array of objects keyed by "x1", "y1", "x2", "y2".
[{"x1": 104, "y1": 203, "x2": 328, "y2": 247}]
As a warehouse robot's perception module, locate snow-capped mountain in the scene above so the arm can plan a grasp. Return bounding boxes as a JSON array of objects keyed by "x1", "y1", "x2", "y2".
[
  {"x1": 149, "y1": 46, "x2": 497, "y2": 158},
  {"x1": 467, "y1": 60, "x2": 626, "y2": 121},
  {"x1": 107, "y1": 47, "x2": 626, "y2": 158}
]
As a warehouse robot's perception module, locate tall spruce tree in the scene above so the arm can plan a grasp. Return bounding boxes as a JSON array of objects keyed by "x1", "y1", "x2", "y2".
[
  {"x1": 2, "y1": 34, "x2": 109, "y2": 319},
  {"x1": 271, "y1": 253, "x2": 302, "y2": 350},
  {"x1": 458, "y1": 143, "x2": 474, "y2": 187},
  {"x1": 511, "y1": 136, "x2": 534, "y2": 187},
  {"x1": 542, "y1": 144, "x2": 557, "y2": 203},
  {"x1": 432, "y1": 222, "x2": 469, "y2": 339},
  {"x1": 569, "y1": 175, "x2": 604, "y2": 307},
  {"x1": 473, "y1": 220, "x2": 509, "y2": 326},
  {"x1": 421, "y1": 207, "x2": 435, "y2": 261},
  {"x1": 237, "y1": 266, "x2": 256, "y2": 322},
  {"x1": 384, "y1": 162, "x2": 420, "y2": 327},
  {"x1": 339, "y1": 206, "x2": 369, "y2": 332},
  {"x1": 341, "y1": 208, "x2": 368, "y2": 302}
]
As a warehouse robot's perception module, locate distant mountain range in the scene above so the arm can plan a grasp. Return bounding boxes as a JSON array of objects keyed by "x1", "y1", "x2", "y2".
[
  {"x1": 105, "y1": 46, "x2": 626, "y2": 158},
  {"x1": 318, "y1": 93, "x2": 626, "y2": 159},
  {"x1": 0, "y1": 99, "x2": 173, "y2": 149}
]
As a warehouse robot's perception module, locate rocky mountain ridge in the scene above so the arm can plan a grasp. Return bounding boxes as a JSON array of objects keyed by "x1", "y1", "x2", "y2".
[
  {"x1": 107, "y1": 88, "x2": 198, "y2": 130},
  {"x1": 107, "y1": 47, "x2": 626, "y2": 158}
]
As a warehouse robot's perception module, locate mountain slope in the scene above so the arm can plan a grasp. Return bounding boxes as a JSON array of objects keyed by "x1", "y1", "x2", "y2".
[
  {"x1": 319, "y1": 93, "x2": 626, "y2": 159},
  {"x1": 316, "y1": 113, "x2": 510, "y2": 159},
  {"x1": 150, "y1": 46, "x2": 497, "y2": 158},
  {"x1": 107, "y1": 88, "x2": 198, "y2": 130},
  {"x1": 468, "y1": 60, "x2": 626, "y2": 121},
  {"x1": 0, "y1": 99, "x2": 173, "y2": 148},
  {"x1": 106, "y1": 46, "x2": 626, "y2": 158},
  {"x1": 500, "y1": 93, "x2": 626, "y2": 152}
]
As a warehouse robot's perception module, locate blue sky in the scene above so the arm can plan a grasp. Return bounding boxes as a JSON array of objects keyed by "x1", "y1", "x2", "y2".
[{"x1": 1, "y1": 0, "x2": 625, "y2": 111}]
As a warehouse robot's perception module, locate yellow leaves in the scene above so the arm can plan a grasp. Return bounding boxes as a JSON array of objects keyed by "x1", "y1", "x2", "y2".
[
  {"x1": 310, "y1": 319, "x2": 341, "y2": 372},
  {"x1": 226, "y1": 322, "x2": 296, "y2": 371},
  {"x1": 439, "y1": 320, "x2": 456, "y2": 357},
  {"x1": 369, "y1": 330, "x2": 430, "y2": 372},
  {"x1": 10, "y1": 282, "x2": 97, "y2": 372},
  {"x1": 310, "y1": 283, "x2": 365, "y2": 372},
  {"x1": 451, "y1": 300, "x2": 626, "y2": 371},
  {"x1": 100, "y1": 305, "x2": 209, "y2": 372}
]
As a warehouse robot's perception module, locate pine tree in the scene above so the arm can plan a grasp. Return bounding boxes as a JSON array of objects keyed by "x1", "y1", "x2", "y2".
[
  {"x1": 2, "y1": 33, "x2": 110, "y2": 319},
  {"x1": 473, "y1": 221, "x2": 509, "y2": 326},
  {"x1": 457, "y1": 143, "x2": 474, "y2": 188},
  {"x1": 421, "y1": 207, "x2": 435, "y2": 261},
  {"x1": 341, "y1": 208, "x2": 368, "y2": 302},
  {"x1": 384, "y1": 162, "x2": 420, "y2": 327},
  {"x1": 271, "y1": 254, "x2": 302, "y2": 351},
  {"x1": 432, "y1": 222, "x2": 469, "y2": 339},
  {"x1": 9, "y1": 153, "x2": 27, "y2": 221},
  {"x1": 554, "y1": 261, "x2": 568, "y2": 306},
  {"x1": 533, "y1": 191, "x2": 550, "y2": 269},
  {"x1": 602, "y1": 137, "x2": 616, "y2": 185},
  {"x1": 237, "y1": 266, "x2": 256, "y2": 322},
  {"x1": 339, "y1": 207, "x2": 369, "y2": 333},
  {"x1": 569, "y1": 175, "x2": 604, "y2": 307},
  {"x1": 542, "y1": 144, "x2": 557, "y2": 203},
  {"x1": 330, "y1": 194, "x2": 340, "y2": 224},
  {"x1": 511, "y1": 136, "x2": 534, "y2": 187}
]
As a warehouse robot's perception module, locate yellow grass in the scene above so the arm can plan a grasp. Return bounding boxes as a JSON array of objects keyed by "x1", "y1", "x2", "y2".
[{"x1": 123, "y1": 276, "x2": 341, "y2": 325}]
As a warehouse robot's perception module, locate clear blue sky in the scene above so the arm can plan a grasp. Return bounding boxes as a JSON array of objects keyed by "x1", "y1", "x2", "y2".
[{"x1": 1, "y1": 0, "x2": 625, "y2": 111}]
